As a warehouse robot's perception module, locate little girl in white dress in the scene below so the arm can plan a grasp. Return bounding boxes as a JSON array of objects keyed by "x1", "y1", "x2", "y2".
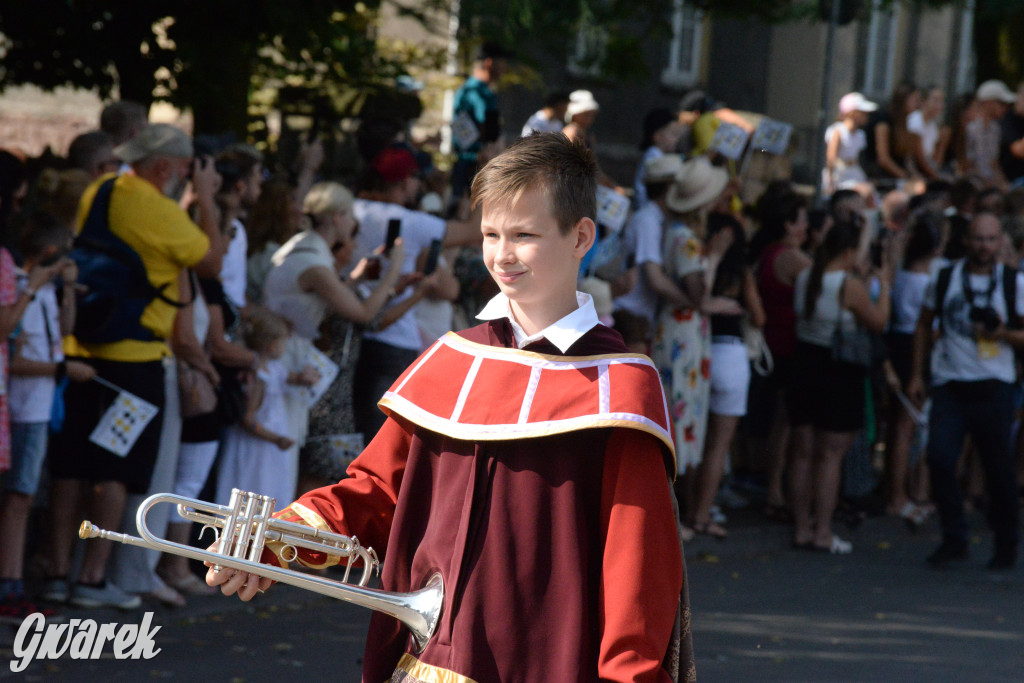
[{"x1": 216, "y1": 307, "x2": 317, "y2": 508}]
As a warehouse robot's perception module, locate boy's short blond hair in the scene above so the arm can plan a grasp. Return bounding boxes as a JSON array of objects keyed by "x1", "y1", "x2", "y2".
[{"x1": 471, "y1": 133, "x2": 597, "y2": 235}]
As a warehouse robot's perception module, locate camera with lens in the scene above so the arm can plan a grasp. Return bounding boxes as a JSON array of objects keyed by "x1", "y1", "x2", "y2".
[{"x1": 969, "y1": 306, "x2": 1002, "y2": 332}]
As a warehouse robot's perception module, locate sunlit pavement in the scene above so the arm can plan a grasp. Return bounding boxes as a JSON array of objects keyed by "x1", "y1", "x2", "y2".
[{"x1": 2, "y1": 509, "x2": 1022, "y2": 681}]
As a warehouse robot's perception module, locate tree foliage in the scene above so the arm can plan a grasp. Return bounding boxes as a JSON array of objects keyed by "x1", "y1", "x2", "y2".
[{"x1": 0, "y1": 1, "x2": 423, "y2": 136}]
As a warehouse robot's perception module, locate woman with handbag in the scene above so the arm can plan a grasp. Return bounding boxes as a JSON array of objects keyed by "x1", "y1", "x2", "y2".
[
  {"x1": 157, "y1": 232, "x2": 259, "y2": 599},
  {"x1": 788, "y1": 218, "x2": 891, "y2": 553}
]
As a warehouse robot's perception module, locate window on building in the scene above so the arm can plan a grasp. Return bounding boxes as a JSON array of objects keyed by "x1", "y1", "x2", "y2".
[
  {"x1": 862, "y1": 0, "x2": 900, "y2": 98},
  {"x1": 661, "y1": 0, "x2": 704, "y2": 88}
]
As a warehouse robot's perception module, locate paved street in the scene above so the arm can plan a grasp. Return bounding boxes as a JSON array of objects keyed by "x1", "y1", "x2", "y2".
[{"x1": 2, "y1": 508, "x2": 1023, "y2": 682}]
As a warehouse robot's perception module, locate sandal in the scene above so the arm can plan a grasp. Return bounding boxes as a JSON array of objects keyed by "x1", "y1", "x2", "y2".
[
  {"x1": 692, "y1": 521, "x2": 728, "y2": 540},
  {"x1": 815, "y1": 535, "x2": 852, "y2": 555},
  {"x1": 680, "y1": 525, "x2": 696, "y2": 543}
]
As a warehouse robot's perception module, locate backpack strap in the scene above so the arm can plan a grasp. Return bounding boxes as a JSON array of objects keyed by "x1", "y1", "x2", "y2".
[
  {"x1": 935, "y1": 264, "x2": 953, "y2": 335},
  {"x1": 79, "y1": 177, "x2": 117, "y2": 240},
  {"x1": 1002, "y1": 264, "x2": 1021, "y2": 330},
  {"x1": 77, "y1": 177, "x2": 188, "y2": 309}
]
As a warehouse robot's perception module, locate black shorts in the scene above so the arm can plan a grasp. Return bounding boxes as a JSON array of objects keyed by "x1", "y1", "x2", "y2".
[
  {"x1": 745, "y1": 355, "x2": 795, "y2": 437},
  {"x1": 786, "y1": 342, "x2": 866, "y2": 433},
  {"x1": 49, "y1": 357, "x2": 165, "y2": 494}
]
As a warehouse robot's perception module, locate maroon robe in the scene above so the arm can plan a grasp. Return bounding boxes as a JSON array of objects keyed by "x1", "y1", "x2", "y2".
[{"x1": 270, "y1": 320, "x2": 696, "y2": 682}]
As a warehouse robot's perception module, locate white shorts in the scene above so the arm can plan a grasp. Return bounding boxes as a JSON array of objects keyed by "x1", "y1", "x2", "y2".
[{"x1": 709, "y1": 339, "x2": 751, "y2": 417}]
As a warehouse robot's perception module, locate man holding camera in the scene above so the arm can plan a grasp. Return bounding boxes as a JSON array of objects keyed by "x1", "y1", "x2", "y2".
[{"x1": 908, "y1": 212, "x2": 1023, "y2": 570}]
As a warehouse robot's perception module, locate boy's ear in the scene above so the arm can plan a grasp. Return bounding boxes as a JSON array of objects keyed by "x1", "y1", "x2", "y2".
[{"x1": 572, "y1": 217, "x2": 596, "y2": 257}]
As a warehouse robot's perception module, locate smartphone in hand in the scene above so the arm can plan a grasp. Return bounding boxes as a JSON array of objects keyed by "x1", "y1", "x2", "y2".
[
  {"x1": 423, "y1": 239, "x2": 442, "y2": 275},
  {"x1": 385, "y1": 219, "x2": 402, "y2": 253}
]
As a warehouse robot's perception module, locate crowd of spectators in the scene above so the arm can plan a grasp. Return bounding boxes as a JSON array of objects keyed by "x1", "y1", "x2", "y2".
[{"x1": 1, "y1": 68, "x2": 1023, "y2": 623}]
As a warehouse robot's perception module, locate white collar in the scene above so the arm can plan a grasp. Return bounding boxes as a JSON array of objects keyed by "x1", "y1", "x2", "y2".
[{"x1": 476, "y1": 291, "x2": 600, "y2": 353}]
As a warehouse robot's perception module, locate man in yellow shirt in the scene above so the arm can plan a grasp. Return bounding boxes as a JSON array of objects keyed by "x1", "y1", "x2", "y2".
[{"x1": 44, "y1": 124, "x2": 223, "y2": 610}]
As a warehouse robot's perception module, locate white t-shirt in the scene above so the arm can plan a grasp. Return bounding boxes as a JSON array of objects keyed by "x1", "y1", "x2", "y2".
[
  {"x1": 924, "y1": 260, "x2": 1024, "y2": 385},
  {"x1": 263, "y1": 230, "x2": 335, "y2": 340},
  {"x1": 890, "y1": 269, "x2": 931, "y2": 335},
  {"x1": 352, "y1": 199, "x2": 447, "y2": 351},
  {"x1": 907, "y1": 111, "x2": 939, "y2": 164},
  {"x1": 824, "y1": 122, "x2": 867, "y2": 163},
  {"x1": 10, "y1": 279, "x2": 62, "y2": 423},
  {"x1": 220, "y1": 218, "x2": 248, "y2": 309},
  {"x1": 521, "y1": 111, "x2": 564, "y2": 137},
  {"x1": 613, "y1": 201, "x2": 665, "y2": 326}
]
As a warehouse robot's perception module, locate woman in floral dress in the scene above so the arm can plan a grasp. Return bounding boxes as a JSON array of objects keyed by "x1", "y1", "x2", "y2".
[{"x1": 651, "y1": 157, "x2": 733, "y2": 477}]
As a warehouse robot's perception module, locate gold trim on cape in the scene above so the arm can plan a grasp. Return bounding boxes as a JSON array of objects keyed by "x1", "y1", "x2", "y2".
[{"x1": 389, "y1": 654, "x2": 479, "y2": 683}]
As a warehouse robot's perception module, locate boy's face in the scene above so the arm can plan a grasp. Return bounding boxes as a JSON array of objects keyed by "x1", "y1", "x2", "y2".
[{"x1": 481, "y1": 188, "x2": 592, "y2": 311}]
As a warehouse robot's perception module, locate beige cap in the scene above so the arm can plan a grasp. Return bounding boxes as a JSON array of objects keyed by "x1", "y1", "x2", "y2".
[
  {"x1": 665, "y1": 157, "x2": 729, "y2": 214},
  {"x1": 113, "y1": 123, "x2": 193, "y2": 163}
]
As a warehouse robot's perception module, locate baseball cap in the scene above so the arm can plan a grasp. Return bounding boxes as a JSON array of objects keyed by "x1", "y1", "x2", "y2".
[
  {"x1": 838, "y1": 92, "x2": 878, "y2": 115},
  {"x1": 113, "y1": 123, "x2": 193, "y2": 163},
  {"x1": 975, "y1": 80, "x2": 1017, "y2": 103},
  {"x1": 371, "y1": 146, "x2": 420, "y2": 184}
]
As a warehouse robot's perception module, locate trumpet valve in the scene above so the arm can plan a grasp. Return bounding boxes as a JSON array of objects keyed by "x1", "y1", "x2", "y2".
[{"x1": 79, "y1": 520, "x2": 99, "y2": 540}]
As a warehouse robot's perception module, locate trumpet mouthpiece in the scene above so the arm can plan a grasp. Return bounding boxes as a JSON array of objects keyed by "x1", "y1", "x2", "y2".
[{"x1": 79, "y1": 520, "x2": 98, "y2": 539}]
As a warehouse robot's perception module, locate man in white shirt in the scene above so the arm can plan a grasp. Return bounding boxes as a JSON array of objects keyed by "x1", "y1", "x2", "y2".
[
  {"x1": 614, "y1": 154, "x2": 694, "y2": 334},
  {"x1": 351, "y1": 147, "x2": 480, "y2": 438},
  {"x1": 520, "y1": 91, "x2": 570, "y2": 137},
  {"x1": 967, "y1": 80, "x2": 1018, "y2": 184},
  {"x1": 216, "y1": 145, "x2": 263, "y2": 309},
  {"x1": 908, "y1": 213, "x2": 1023, "y2": 570}
]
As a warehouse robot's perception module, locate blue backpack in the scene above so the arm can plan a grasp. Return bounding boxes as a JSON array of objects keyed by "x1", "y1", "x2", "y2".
[{"x1": 70, "y1": 178, "x2": 184, "y2": 344}]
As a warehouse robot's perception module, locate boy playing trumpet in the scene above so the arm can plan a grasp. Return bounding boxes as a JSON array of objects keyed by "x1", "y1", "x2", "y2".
[{"x1": 209, "y1": 134, "x2": 692, "y2": 682}]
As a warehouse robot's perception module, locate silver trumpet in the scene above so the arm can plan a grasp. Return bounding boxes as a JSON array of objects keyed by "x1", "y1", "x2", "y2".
[{"x1": 79, "y1": 488, "x2": 443, "y2": 651}]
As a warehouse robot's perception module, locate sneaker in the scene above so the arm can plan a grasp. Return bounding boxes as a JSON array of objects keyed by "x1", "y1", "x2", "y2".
[
  {"x1": 927, "y1": 540, "x2": 969, "y2": 568},
  {"x1": 69, "y1": 581, "x2": 142, "y2": 610},
  {"x1": 40, "y1": 578, "x2": 70, "y2": 603}
]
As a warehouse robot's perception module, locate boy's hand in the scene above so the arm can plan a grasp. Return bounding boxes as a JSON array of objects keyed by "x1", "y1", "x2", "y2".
[
  {"x1": 275, "y1": 435, "x2": 295, "y2": 450},
  {"x1": 66, "y1": 360, "x2": 96, "y2": 383},
  {"x1": 204, "y1": 543, "x2": 274, "y2": 602}
]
